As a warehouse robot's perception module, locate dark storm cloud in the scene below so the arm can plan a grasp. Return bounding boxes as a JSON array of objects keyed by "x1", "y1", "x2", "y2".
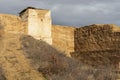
[{"x1": 0, "y1": 0, "x2": 120, "y2": 27}]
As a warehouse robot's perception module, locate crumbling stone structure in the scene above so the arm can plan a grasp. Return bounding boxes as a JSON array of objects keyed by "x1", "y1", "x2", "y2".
[
  {"x1": 71, "y1": 24, "x2": 120, "y2": 67},
  {"x1": 0, "y1": 7, "x2": 120, "y2": 58}
]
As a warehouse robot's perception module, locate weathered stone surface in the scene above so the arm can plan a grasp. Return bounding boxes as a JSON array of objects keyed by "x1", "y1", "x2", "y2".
[
  {"x1": 20, "y1": 8, "x2": 52, "y2": 45},
  {"x1": 52, "y1": 25, "x2": 75, "y2": 56},
  {"x1": 72, "y1": 24, "x2": 120, "y2": 68},
  {"x1": 0, "y1": 14, "x2": 25, "y2": 34},
  {"x1": 74, "y1": 24, "x2": 120, "y2": 51}
]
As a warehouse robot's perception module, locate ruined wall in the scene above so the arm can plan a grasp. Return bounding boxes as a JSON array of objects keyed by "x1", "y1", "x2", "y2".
[
  {"x1": 74, "y1": 24, "x2": 120, "y2": 51},
  {"x1": 52, "y1": 25, "x2": 75, "y2": 56},
  {"x1": 72, "y1": 24, "x2": 120, "y2": 67},
  {"x1": 1, "y1": 8, "x2": 120, "y2": 69},
  {"x1": 0, "y1": 14, "x2": 26, "y2": 34}
]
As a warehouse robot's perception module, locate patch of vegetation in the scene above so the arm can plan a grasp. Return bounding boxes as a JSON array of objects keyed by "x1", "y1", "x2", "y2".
[{"x1": 20, "y1": 35, "x2": 118, "y2": 80}]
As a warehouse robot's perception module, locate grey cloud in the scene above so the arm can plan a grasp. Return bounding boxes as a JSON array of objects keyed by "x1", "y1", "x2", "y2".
[{"x1": 0, "y1": 0, "x2": 120, "y2": 27}]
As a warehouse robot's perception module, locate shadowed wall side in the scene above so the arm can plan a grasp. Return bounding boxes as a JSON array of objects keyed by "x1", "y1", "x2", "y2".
[{"x1": 71, "y1": 24, "x2": 120, "y2": 68}]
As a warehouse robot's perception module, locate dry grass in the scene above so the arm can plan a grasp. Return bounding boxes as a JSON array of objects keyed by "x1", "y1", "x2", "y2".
[{"x1": 20, "y1": 35, "x2": 118, "y2": 80}]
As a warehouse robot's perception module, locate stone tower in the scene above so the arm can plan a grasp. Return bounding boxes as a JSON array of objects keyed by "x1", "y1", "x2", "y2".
[{"x1": 19, "y1": 7, "x2": 52, "y2": 44}]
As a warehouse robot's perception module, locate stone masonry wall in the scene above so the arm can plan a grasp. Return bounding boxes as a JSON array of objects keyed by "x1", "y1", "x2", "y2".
[
  {"x1": 72, "y1": 24, "x2": 120, "y2": 67},
  {"x1": 75, "y1": 24, "x2": 110, "y2": 51},
  {"x1": 0, "y1": 14, "x2": 27, "y2": 34},
  {"x1": 74, "y1": 24, "x2": 120, "y2": 51},
  {"x1": 52, "y1": 25, "x2": 75, "y2": 56}
]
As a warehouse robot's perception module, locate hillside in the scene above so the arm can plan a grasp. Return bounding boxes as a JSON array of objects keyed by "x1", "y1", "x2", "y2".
[
  {"x1": 0, "y1": 33, "x2": 45, "y2": 80},
  {"x1": 0, "y1": 34, "x2": 116, "y2": 80},
  {"x1": 0, "y1": 32, "x2": 119, "y2": 80},
  {"x1": 21, "y1": 34, "x2": 120, "y2": 80}
]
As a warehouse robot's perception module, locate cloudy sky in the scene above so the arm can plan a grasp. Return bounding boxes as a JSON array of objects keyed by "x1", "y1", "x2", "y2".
[{"x1": 0, "y1": 0, "x2": 120, "y2": 27}]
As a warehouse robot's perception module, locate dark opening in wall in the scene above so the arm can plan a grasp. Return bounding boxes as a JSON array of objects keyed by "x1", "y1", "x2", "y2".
[{"x1": 41, "y1": 19, "x2": 43, "y2": 22}]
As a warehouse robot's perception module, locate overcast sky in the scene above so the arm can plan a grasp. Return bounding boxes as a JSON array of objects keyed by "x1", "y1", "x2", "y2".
[{"x1": 0, "y1": 0, "x2": 120, "y2": 27}]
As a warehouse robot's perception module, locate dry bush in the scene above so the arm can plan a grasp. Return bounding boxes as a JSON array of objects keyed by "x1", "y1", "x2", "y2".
[{"x1": 20, "y1": 35, "x2": 118, "y2": 80}]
